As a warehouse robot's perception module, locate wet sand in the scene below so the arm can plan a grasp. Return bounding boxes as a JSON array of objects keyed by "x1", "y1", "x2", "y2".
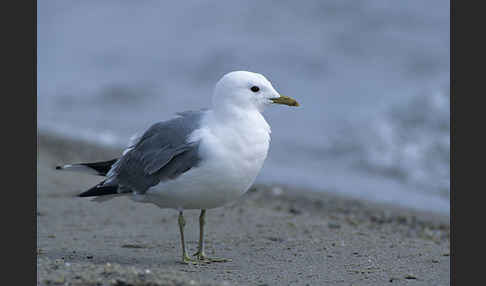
[{"x1": 37, "y1": 132, "x2": 450, "y2": 285}]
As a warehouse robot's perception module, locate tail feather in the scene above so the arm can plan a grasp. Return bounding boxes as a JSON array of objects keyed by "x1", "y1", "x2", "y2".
[
  {"x1": 56, "y1": 159, "x2": 118, "y2": 176},
  {"x1": 78, "y1": 182, "x2": 119, "y2": 197}
]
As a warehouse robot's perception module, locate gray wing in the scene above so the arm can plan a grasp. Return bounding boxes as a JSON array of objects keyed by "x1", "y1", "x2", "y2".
[{"x1": 107, "y1": 110, "x2": 206, "y2": 193}]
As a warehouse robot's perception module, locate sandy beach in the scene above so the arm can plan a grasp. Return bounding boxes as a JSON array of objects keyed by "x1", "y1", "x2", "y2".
[{"x1": 37, "y1": 132, "x2": 450, "y2": 285}]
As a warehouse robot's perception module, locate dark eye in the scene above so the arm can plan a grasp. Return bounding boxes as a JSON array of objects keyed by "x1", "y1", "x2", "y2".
[{"x1": 250, "y1": 86, "x2": 260, "y2": 92}]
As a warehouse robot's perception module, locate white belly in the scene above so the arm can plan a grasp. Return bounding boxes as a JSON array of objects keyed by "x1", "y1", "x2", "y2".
[
  {"x1": 143, "y1": 161, "x2": 261, "y2": 209},
  {"x1": 140, "y1": 111, "x2": 271, "y2": 210}
]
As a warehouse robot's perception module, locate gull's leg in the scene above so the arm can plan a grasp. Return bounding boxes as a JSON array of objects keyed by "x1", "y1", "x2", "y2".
[
  {"x1": 193, "y1": 209, "x2": 231, "y2": 263},
  {"x1": 178, "y1": 211, "x2": 199, "y2": 264}
]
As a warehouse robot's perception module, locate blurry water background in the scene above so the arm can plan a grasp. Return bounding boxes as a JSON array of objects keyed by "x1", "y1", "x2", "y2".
[{"x1": 37, "y1": 0, "x2": 450, "y2": 214}]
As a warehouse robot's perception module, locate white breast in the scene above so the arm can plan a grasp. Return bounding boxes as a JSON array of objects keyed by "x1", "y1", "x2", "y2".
[
  {"x1": 144, "y1": 110, "x2": 271, "y2": 210},
  {"x1": 200, "y1": 110, "x2": 271, "y2": 186}
]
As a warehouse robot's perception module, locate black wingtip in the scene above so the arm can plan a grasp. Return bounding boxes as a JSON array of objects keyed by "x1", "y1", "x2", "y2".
[
  {"x1": 55, "y1": 166, "x2": 62, "y2": 170},
  {"x1": 78, "y1": 184, "x2": 118, "y2": 197}
]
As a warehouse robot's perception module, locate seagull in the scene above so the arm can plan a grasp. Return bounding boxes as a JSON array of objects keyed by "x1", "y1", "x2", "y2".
[{"x1": 56, "y1": 71, "x2": 299, "y2": 264}]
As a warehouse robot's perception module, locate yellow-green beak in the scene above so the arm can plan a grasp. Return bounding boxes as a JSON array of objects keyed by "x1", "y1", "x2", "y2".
[{"x1": 270, "y1": 95, "x2": 300, "y2": 107}]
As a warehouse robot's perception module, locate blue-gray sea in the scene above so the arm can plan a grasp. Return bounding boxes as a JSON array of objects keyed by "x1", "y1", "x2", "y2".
[{"x1": 37, "y1": 0, "x2": 450, "y2": 214}]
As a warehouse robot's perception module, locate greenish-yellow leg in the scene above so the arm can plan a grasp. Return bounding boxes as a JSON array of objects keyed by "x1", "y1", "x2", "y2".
[
  {"x1": 192, "y1": 209, "x2": 232, "y2": 263},
  {"x1": 178, "y1": 211, "x2": 201, "y2": 264}
]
